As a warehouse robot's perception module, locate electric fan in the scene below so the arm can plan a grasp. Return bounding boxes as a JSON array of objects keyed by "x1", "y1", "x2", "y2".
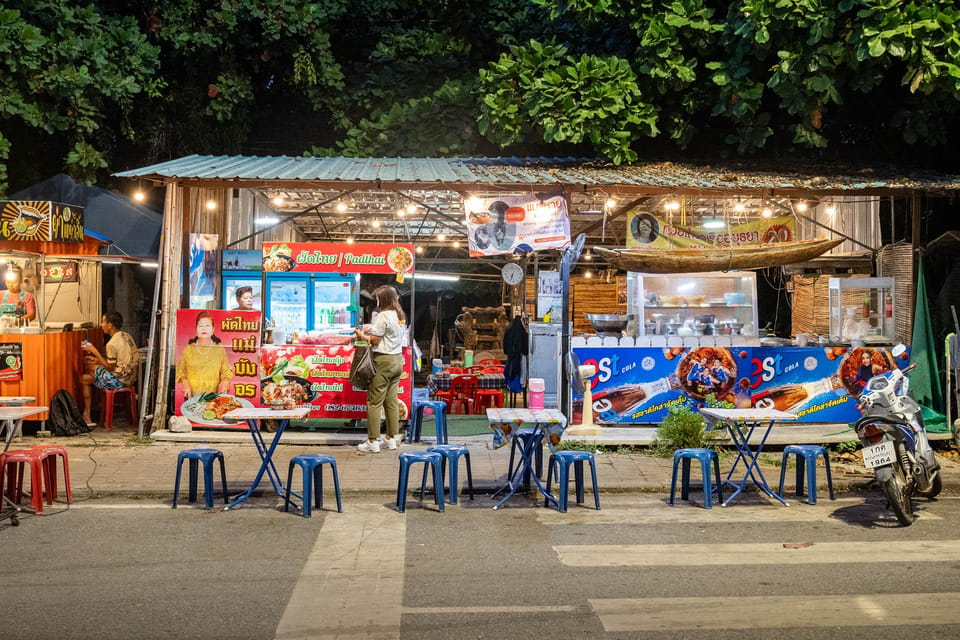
[{"x1": 564, "y1": 351, "x2": 603, "y2": 436}]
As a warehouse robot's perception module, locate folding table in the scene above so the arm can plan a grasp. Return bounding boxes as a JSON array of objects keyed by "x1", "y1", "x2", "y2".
[
  {"x1": 0, "y1": 396, "x2": 36, "y2": 441},
  {"x1": 222, "y1": 407, "x2": 309, "y2": 510},
  {"x1": 487, "y1": 407, "x2": 566, "y2": 510},
  {"x1": 699, "y1": 407, "x2": 797, "y2": 506}
]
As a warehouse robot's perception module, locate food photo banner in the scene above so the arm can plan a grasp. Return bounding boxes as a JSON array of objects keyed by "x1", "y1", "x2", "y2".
[
  {"x1": 0, "y1": 201, "x2": 84, "y2": 243},
  {"x1": 262, "y1": 242, "x2": 415, "y2": 282},
  {"x1": 571, "y1": 345, "x2": 910, "y2": 425},
  {"x1": 260, "y1": 344, "x2": 413, "y2": 420},
  {"x1": 174, "y1": 309, "x2": 262, "y2": 430},
  {"x1": 465, "y1": 194, "x2": 570, "y2": 257},
  {"x1": 0, "y1": 342, "x2": 23, "y2": 381},
  {"x1": 626, "y1": 210, "x2": 796, "y2": 248}
]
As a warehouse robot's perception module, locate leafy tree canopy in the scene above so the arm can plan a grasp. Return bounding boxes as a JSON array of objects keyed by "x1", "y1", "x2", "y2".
[{"x1": 2, "y1": 0, "x2": 960, "y2": 195}]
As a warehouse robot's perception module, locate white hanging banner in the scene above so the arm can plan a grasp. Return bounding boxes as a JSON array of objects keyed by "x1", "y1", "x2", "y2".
[{"x1": 465, "y1": 194, "x2": 570, "y2": 257}]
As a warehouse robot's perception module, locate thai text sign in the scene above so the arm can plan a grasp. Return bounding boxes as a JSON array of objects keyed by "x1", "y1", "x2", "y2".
[
  {"x1": 465, "y1": 194, "x2": 569, "y2": 257},
  {"x1": 174, "y1": 309, "x2": 262, "y2": 430},
  {"x1": 626, "y1": 210, "x2": 796, "y2": 248},
  {"x1": 0, "y1": 342, "x2": 23, "y2": 381},
  {"x1": 0, "y1": 201, "x2": 84, "y2": 243},
  {"x1": 262, "y1": 242, "x2": 415, "y2": 281}
]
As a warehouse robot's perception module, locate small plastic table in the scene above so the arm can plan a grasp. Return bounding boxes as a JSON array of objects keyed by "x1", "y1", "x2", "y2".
[
  {"x1": 222, "y1": 407, "x2": 310, "y2": 510},
  {"x1": 699, "y1": 407, "x2": 797, "y2": 506},
  {"x1": 0, "y1": 397, "x2": 36, "y2": 440},
  {"x1": 487, "y1": 407, "x2": 566, "y2": 510}
]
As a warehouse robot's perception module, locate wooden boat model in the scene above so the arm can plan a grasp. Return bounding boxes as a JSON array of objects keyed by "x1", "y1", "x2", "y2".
[{"x1": 593, "y1": 238, "x2": 844, "y2": 273}]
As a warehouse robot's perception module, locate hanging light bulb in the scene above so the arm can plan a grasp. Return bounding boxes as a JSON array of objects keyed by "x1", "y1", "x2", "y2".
[
  {"x1": 605, "y1": 198, "x2": 617, "y2": 210},
  {"x1": 396, "y1": 208, "x2": 406, "y2": 218},
  {"x1": 734, "y1": 201, "x2": 745, "y2": 213},
  {"x1": 132, "y1": 190, "x2": 145, "y2": 203},
  {"x1": 584, "y1": 270, "x2": 593, "y2": 279},
  {"x1": 464, "y1": 196, "x2": 483, "y2": 213},
  {"x1": 795, "y1": 201, "x2": 808, "y2": 213},
  {"x1": 346, "y1": 236, "x2": 355, "y2": 244},
  {"x1": 406, "y1": 204, "x2": 418, "y2": 214},
  {"x1": 415, "y1": 245, "x2": 424, "y2": 254},
  {"x1": 761, "y1": 207, "x2": 773, "y2": 218},
  {"x1": 452, "y1": 240, "x2": 461, "y2": 249},
  {"x1": 371, "y1": 219, "x2": 381, "y2": 229},
  {"x1": 583, "y1": 251, "x2": 592, "y2": 261},
  {"x1": 664, "y1": 199, "x2": 680, "y2": 212},
  {"x1": 336, "y1": 202, "x2": 348, "y2": 213},
  {"x1": 436, "y1": 233, "x2": 446, "y2": 241},
  {"x1": 826, "y1": 204, "x2": 837, "y2": 216},
  {"x1": 205, "y1": 200, "x2": 217, "y2": 211}
]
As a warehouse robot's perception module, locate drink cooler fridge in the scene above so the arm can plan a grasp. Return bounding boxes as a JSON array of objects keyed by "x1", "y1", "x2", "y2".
[{"x1": 264, "y1": 273, "x2": 359, "y2": 338}]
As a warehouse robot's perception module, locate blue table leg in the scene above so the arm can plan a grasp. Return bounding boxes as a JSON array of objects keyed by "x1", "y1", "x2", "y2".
[
  {"x1": 492, "y1": 423, "x2": 559, "y2": 510},
  {"x1": 225, "y1": 418, "x2": 302, "y2": 510},
  {"x1": 721, "y1": 419, "x2": 788, "y2": 507}
]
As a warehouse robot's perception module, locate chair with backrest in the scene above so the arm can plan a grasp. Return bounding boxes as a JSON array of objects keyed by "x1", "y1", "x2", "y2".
[
  {"x1": 448, "y1": 375, "x2": 478, "y2": 415},
  {"x1": 482, "y1": 365, "x2": 504, "y2": 374}
]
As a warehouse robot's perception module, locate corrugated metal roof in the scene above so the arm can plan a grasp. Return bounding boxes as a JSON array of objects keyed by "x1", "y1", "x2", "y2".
[{"x1": 116, "y1": 155, "x2": 960, "y2": 193}]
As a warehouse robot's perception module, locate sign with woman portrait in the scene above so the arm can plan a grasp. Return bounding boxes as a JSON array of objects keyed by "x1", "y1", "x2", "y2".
[
  {"x1": 174, "y1": 309, "x2": 262, "y2": 429},
  {"x1": 464, "y1": 194, "x2": 569, "y2": 257},
  {"x1": 625, "y1": 210, "x2": 796, "y2": 249}
]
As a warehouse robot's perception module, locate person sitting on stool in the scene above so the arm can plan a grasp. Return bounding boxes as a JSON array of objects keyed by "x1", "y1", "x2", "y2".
[{"x1": 80, "y1": 311, "x2": 139, "y2": 426}]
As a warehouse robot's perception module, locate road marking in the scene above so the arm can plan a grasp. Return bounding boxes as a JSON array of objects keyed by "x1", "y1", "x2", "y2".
[
  {"x1": 274, "y1": 504, "x2": 405, "y2": 640},
  {"x1": 404, "y1": 605, "x2": 577, "y2": 615},
  {"x1": 590, "y1": 593, "x2": 960, "y2": 631},
  {"x1": 556, "y1": 539, "x2": 960, "y2": 566},
  {"x1": 537, "y1": 502, "x2": 943, "y2": 524}
]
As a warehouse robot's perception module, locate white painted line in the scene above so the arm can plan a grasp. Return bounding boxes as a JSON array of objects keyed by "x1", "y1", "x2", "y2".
[
  {"x1": 557, "y1": 540, "x2": 960, "y2": 566},
  {"x1": 274, "y1": 504, "x2": 406, "y2": 640},
  {"x1": 404, "y1": 605, "x2": 577, "y2": 615},
  {"x1": 591, "y1": 592, "x2": 960, "y2": 632},
  {"x1": 538, "y1": 503, "x2": 943, "y2": 524}
]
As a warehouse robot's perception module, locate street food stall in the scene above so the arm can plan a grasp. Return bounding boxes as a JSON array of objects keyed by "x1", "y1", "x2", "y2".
[
  {"x1": 0, "y1": 200, "x2": 104, "y2": 419},
  {"x1": 173, "y1": 241, "x2": 415, "y2": 429}
]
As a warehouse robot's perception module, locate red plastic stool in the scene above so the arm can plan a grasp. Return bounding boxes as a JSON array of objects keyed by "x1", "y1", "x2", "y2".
[
  {"x1": 101, "y1": 386, "x2": 138, "y2": 430},
  {"x1": 1, "y1": 449, "x2": 50, "y2": 514},
  {"x1": 28, "y1": 445, "x2": 72, "y2": 503},
  {"x1": 474, "y1": 388, "x2": 504, "y2": 412}
]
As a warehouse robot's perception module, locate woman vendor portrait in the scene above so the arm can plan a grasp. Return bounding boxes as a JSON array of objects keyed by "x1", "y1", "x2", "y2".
[
  {"x1": 176, "y1": 310, "x2": 233, "y2": 398},
  {"x1": 0, "y1": 264, "x2": 36, "y2": 323}
]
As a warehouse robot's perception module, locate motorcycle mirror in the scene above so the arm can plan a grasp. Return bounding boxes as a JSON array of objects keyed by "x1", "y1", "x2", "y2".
[{"x1": 891, "y1": 343, "x2": 907, "y2": 358}]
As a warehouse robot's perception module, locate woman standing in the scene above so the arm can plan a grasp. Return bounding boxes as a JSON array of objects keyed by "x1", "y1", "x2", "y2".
[
  {"x1": 356, "y1": 285, "x2": 405, "y2": 452},
  {"x1": 176, "y1": 311, "x2": 233, "y2": 399}
]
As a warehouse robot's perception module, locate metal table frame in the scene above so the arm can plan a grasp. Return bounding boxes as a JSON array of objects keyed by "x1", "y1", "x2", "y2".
[
  {"x1": 0, "y1": 405, "x2": 49, "y2": 525},
  {"x1": 699, "y1": 407, "x2": 797, "y2": 507},
  {"x1": 487, "y1": 408, "x2": 566, "y2": 510},
  {"x1": 222, "y1": 407, "x2": 309, "y2": 510}
]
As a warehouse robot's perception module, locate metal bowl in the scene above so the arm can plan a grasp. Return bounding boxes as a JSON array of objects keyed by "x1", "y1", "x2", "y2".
[{"x1": 585, "y1": 313, "x2": 628, "y2": 332}]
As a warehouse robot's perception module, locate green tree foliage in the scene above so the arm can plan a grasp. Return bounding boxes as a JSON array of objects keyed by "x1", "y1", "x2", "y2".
[{"x1": 0, "y1": 2, "x2": 159, "y2": 192}]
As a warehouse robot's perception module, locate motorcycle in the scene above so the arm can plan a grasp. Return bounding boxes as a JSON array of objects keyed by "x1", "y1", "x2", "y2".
[{"x1": 853, "y1": 358, "x2": 941, "y2": 525}]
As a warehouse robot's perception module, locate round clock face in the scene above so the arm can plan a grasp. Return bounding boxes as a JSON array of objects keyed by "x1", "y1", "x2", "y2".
[{"x1": 502, "y1": 263, "x2": 524, "y2": 286}]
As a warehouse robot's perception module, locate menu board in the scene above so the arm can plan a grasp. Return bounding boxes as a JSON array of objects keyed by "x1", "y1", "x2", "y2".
[
  {"x1": 260, "y1": 344, "x2": 413, "y2": 420},
  {"x1": 0, "y1": 342, "x2": 23, "y2": 380}
]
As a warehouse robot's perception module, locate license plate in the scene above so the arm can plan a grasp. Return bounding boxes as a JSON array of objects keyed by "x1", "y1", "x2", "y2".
[{"x1": 862, "y1": 441, "x2": 896, "y2": 469}]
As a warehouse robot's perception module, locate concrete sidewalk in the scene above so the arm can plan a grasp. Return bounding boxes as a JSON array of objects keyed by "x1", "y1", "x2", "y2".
[{"x1": 11, "y1": 424, "x2": 960, "y2": 503}]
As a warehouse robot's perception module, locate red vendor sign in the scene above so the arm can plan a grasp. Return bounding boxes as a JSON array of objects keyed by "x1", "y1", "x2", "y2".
[
  {"x1": 262, "y1": 242, "x2": 414, "y2": 282},
  {"x1": 260, "y1": 344, "x2": 413, "y2": 420}
]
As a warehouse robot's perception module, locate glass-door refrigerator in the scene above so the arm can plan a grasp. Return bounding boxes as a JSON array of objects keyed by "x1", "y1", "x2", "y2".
[
  {"x1": 221, "y1": 249, "x2": 263, "y2": 311},
  {"x1": 265, "y1": 273, "x2": 358, "y2": 339}
]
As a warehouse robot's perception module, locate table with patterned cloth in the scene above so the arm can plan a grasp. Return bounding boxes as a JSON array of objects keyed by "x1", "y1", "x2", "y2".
[{"x1": 426, "y1": 373, "x2": 506, "y2": 395}]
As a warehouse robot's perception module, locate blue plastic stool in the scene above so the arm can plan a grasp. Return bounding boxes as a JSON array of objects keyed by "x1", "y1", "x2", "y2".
[
  {"x1": 410, "y1": 401, "x2": 448, "y2": 444},
  {"x1": 507, "y1": 428, "x2": 544, "y2": 489},
  {"x1": 669, "y1": 448, "x2": 723, "y2": 509},
  {"x1": 173, "y1": 448, "x2": 228, "y2": 510},
  {"x1": 544, "y1": 450, "x2": 601, "y2": 513},
  {"x1": 284, "y1": 454, "x2": 343, "y2": 517},
  {"x1": 396, "y1": 451, "x2": 445, "y2": 512},
  {"x1": 419, "y1": 444, "x2": 474, "y2": 505},
  {"x1": 778, "y1": 444, "x2": 835, "y2": 504}
]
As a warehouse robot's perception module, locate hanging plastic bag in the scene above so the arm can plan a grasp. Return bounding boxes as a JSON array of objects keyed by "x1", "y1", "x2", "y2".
[{"x1": 349, "y1": 341, "x2": 378, "y2": 391}]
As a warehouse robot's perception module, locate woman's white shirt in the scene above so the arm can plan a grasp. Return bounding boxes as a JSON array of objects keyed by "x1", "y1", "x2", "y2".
[{"x1": 370, "y1": 310, "x2": 402, "y2": 355}]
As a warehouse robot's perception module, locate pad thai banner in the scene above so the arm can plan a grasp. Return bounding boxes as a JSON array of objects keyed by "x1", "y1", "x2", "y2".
[
  {"x1": 464, "y1": 194, "x2": 569, "y2": 257},
  {"x1": 174, "y1": 309, "x2": 263, "y2": 430},
  {"x1": 0, "y1": 200, "x2": 84, "y2": 243},
  {"x1": 626, "y1": 210, "x2": 796, "y2": 248},
  {"x1": 571, "y1": 345, "x2": 909, "y2": 425},
  {"x1": 260, "y1": 344, "x2": 413, "y2": 420},
  {"x1": 262, "y1": 242, "x2": 415, "y2": 281}
]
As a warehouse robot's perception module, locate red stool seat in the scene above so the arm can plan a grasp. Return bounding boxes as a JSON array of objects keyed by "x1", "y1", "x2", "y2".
[
  {"x1": 1, "y1": 449, "x2": 50, "y2": 514},
  {"x1": 474, "y1": 388, "x2": 504, "y2": 412},
  {"x1": 28, "y1": 445, "x2": 72, "y2": 503},
  {"x1": 101, "y1": 386, "x2": 137, "y2": 430}
]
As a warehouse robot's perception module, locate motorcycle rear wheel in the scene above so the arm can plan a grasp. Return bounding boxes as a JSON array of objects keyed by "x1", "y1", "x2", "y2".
[
  {"x1": 881, "y1": 462, "x2": 915, "y2": 526},
  {"x1": 916, "y1": 473, "x2": 942, "y2": 499}
]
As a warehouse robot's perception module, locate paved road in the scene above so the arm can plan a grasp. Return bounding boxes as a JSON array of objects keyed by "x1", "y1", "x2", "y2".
[{"x1": 4, "y1": 490, "x2": 960, "y2": 639}]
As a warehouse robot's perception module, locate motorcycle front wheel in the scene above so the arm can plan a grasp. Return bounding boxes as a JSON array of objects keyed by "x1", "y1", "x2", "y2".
[
  {"x1": 881, "y1": 462, "x2": 915, "y2": 526},
  {"x1": 916, "y1": 473, "x2": 942, "y2": 499}
]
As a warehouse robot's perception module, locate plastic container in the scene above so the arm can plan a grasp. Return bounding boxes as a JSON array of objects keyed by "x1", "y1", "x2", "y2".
[
  {"x1": 464, "y1": 350, "x2": 474, "y2": 366},
  {"x1": 528, "y1": 378, "x2": 545, "y2": 409},
  {"x1": 432, "y1": 358, "x2": 443, "y2": 375}
]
